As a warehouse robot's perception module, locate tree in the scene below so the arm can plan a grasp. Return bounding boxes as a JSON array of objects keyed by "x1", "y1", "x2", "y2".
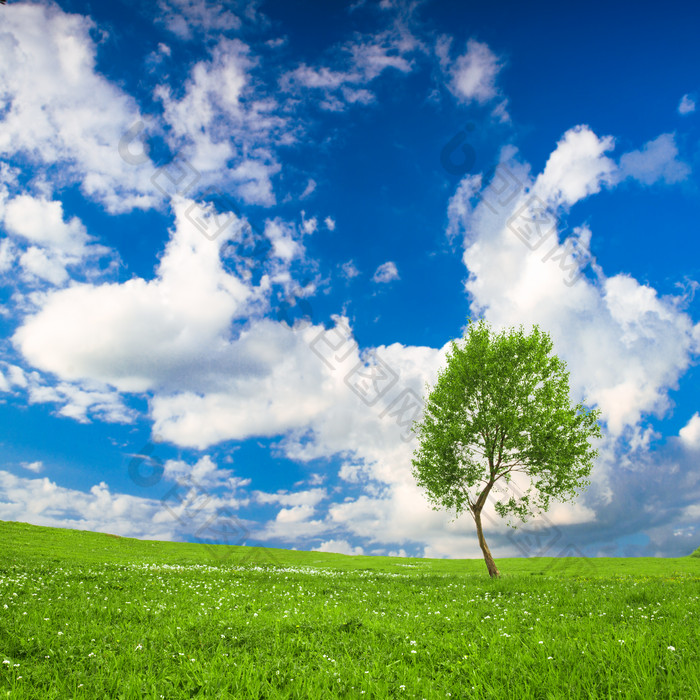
[{"x1": 410, "y1": 318, "x2": 602, "y2": 578}]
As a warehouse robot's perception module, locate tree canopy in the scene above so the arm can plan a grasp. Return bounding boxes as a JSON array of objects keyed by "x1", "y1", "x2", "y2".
[{"x1": 411, "y1": 318, "x2": 602, "y2": 577}]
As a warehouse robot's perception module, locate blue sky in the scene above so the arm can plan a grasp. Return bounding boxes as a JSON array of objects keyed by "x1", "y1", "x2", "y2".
[{"x1": 1, "y1": 0, "x2": 700, "y2": 562}]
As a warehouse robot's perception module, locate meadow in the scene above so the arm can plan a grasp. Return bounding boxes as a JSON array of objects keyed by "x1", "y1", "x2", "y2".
[{"x1": 1, "y1": 521, "x2": 700, "y2": 699}]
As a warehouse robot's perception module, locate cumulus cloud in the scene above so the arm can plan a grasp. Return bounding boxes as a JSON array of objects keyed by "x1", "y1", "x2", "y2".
[
  {"x1": 372, "y1": 261, "x2": 399, "y2": 283},
  {"x1": 276, "y1": 504, "x2": 316, "y2": 523},
  {"x1": 3, "y1": 6, "x2": 696, "y2": 561},
  {"x1": 301, "y1": 214, "x2": 318, "y2": 235},
  {"x1": 449, "y1": 39, "x2": 502, "y2": 103},
  {"x1": 135, "y1": 313, "x2": 456, "y2": 551},
  {"x1": 8, "y1": 194, "x2": 339, "y2": 450},
  {"x1": 267, "y1": 335, "x2": 483, "y2": 555},
  {"x1": 21, "y1": 373, "x2": 131, "y2": 424},
  {"x1": 617, "y1": 133, "x2": 691, "y2": 186},
  {"x1": 155, "y1": 38, "x2": 286, "y2": 205},
  {"x1": 18, "y1": 248, "x2": 68, "y2": 286},
  {"x1": 24, "y1": 374, "x2": 135, "y2": 424},
  {"x1": 3, "y1": 204, "x2": 351, "y2": 452},
  {"x1": 21, "y1": 461, "x2": 43, "y2": 474},
  {"x1": 255, "y1": 506, "x2": 328, "y2": 541},
  {"x1": 533, "y1": 125, "x2": 616, "y2": 206},
  {"x1": 13, "y1": 197, "x2": 256, "y2": 394},
  {"x1": 4, "y1": 196, "x2": 90, "y2": 256},
  {"x1": 0, "y1": 3, "x2": 157, "y2": 213},
  {"x1": 313, "y1": 539, "x2": 364, "y2": 555},
  {"x1": 265, "y1": 218, "x2": 305, "y2": 261},
  {"x1": 678, "y1": 94, "x2": 696, "y2": 115},
  {"x1": 679, "y1": 413, "x2": 700, "y2": 450},
  {"x1": 436, "y1": 127, "x2": 700, "y2": 554},
  {"x1": 2, "y1": 195, "x2": 108, "y2": 286},
  {"x1": 0, "y1": 363, "x2": 28, "y2": 390},
  {"x1": 147, "y1": 319, "x2": 356, "y2": 448},
  {"x1": 448, "y1": 137, "x2": 700, "y2": 442},
  {"x1": 0, "y1": 452, "x2": 250, "y2": 540},
  {"x1": 163, "y1": 455, "x2": 251, "y2": 494},
  {"x1": 437, "y1": 37, "x2": 508, "y2": 120},
  {"x1": 0, "y1": 470, "x2": 177, "y2": 539}
]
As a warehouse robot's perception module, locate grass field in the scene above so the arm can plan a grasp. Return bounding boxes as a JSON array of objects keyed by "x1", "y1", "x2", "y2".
[{"x1": 2, "y1": 520, "x2": 700, "y2": 698}]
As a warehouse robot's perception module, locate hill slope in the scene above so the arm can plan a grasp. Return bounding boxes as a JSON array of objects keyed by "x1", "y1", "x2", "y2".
[{"x1": 3, "y1": 519, "x2": 700, "y2": 578}]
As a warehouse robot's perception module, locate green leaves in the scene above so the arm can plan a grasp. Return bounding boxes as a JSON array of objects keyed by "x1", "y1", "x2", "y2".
[{"x1": 411, "y1": 317, "x2": 603, "y2": 528}]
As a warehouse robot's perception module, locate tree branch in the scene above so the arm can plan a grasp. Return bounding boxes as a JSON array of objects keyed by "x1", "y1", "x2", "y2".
[{"x1": 494, "y1": 428, "x2": 506, "y2": 469}]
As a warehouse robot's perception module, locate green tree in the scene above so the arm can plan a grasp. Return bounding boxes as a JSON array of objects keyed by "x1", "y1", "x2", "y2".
[{"x1": 411, "y1": 318, "x2": 602, "y2": 578}]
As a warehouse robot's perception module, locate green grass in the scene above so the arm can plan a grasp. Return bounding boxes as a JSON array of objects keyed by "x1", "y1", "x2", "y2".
[{"x1": 1, "y1": 520, "x2": 700, "y2": 698}]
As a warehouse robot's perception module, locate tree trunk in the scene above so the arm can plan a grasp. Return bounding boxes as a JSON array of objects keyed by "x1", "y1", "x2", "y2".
[{"x1": 473, "y1": 507, "x2": 501, "y2": 578}]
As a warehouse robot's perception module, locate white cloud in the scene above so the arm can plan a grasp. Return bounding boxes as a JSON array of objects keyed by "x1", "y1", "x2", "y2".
[
  {"x1": 284, "y1": 65, "x2": 358, "y2": 90},
  {"x1": 341, "y1": 260, "x2": 360, "y2": 279},
  {"x1": 19, "y1": 248, "x2": 69, "y2": 285},
  {"x1": 679, "y1": 413, "x2": 700, "y2": 450},
  {"x1": 338, "y1": 463, "x2": 369, "y2": 483},
  {"x1": 8, "y1": 194, "x2": 328, "y2": 449},
  {"x1": 26, "y1": 378, "x2": 135, "y2": 424},
  {"x1": 155, "y1": 38, "x2": 286, "y2": 205},
  {"x1": 444, "y1": 131, "x2": 700, "y2": 532},
  {"x1": 534, "y1": 125, "x2": 616, "y2": 206},
  {"x1": 256, "y1": 505, "x2": 328, "y2": 541},
  {"x1": 678, "y1": 94, "x2": 696, "y2": 115},
  {"x1": 13, "y1": 197, "x2": 255, "y2": 393},
  {"x1": 261, "y1": 335, "x2": 493, "y2": 554},
  {"x1": 617, "y1": 133, "x2": 690, "y2": 186},
  {"x1": 438, "y1": 37, "x2": 508, "y2": 120},
  {"x1": 3, "y1": 364, "x2": 28, "y2": 389},
  {"x1": 148, "y1": 320, "x2": 346, "y2": 448},
  {"x1": 19, "y1": 277, "x2": 378, "y2": 450},
  {"x1": 0, "y1": 354, "x2": 132, "y2": 423},
  {"x1": 324, "y1": 217, "x2": 336, "y2": 231},
  {"x1": 4, "y1": 196, "x2": 90, "y2": 256},
  {"x1": 280, "y1": 15, "x2": 422, "y2": 112},
  {"x1": 21, "y1": 461, "x2": 43, "y2": 474},
  {"x1": 0, "y1": 471, "x2": 178, "y2": 540},
  {"x1": 313, "y1": 539, "x2": 364, "y2": 555},
  {"x1": 349, "y1": 38, "x2": 413, "y2": 81},
  {"x1": 372, "y1": 261, "x2": 399, "y2": 283},
  {"x1": 2, "y1": 195, "x2": 108, "y2": 286},
  {"x1": 301, "y1": 216, "x2": 318, "y2": 235},
  {"x1": 328, "y1": 483, "x2": 470, "y2": 554},
  {"x1": 155, "y1": 0, "x2": 242, "y2": 40},
  {"x1": 163, "y1": 455, "x2": 251, "y2": 491},
  {"x1": 0, "y1": 453, "x2": 249, "y2": 540},
  {"x1": 265, "y1": 218, "x2": 304, "y2": 261},
  {"x1": 0, "y1": 238, "x2": 15, "y2": 273},
  {"x1": 0, "y1": 3, "x2": 157, "y2": 213},
  {"x1": 300, "y1": 179, "x2": 317, "y2": 199},
  {"x1": 450, "y1": 39, "x2": 502, "y2": 104},
  {"x1": 254, "y1": 488, "x2": 327, "y2": 507},
  {"x1": 275, "y1": 504, "x2": 316, "y2": 523}
]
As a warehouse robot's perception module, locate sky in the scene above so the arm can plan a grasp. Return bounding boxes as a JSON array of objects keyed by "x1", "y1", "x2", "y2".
[{"x1": 1, "y1": 0, "x2": 700, "y2": 564}]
